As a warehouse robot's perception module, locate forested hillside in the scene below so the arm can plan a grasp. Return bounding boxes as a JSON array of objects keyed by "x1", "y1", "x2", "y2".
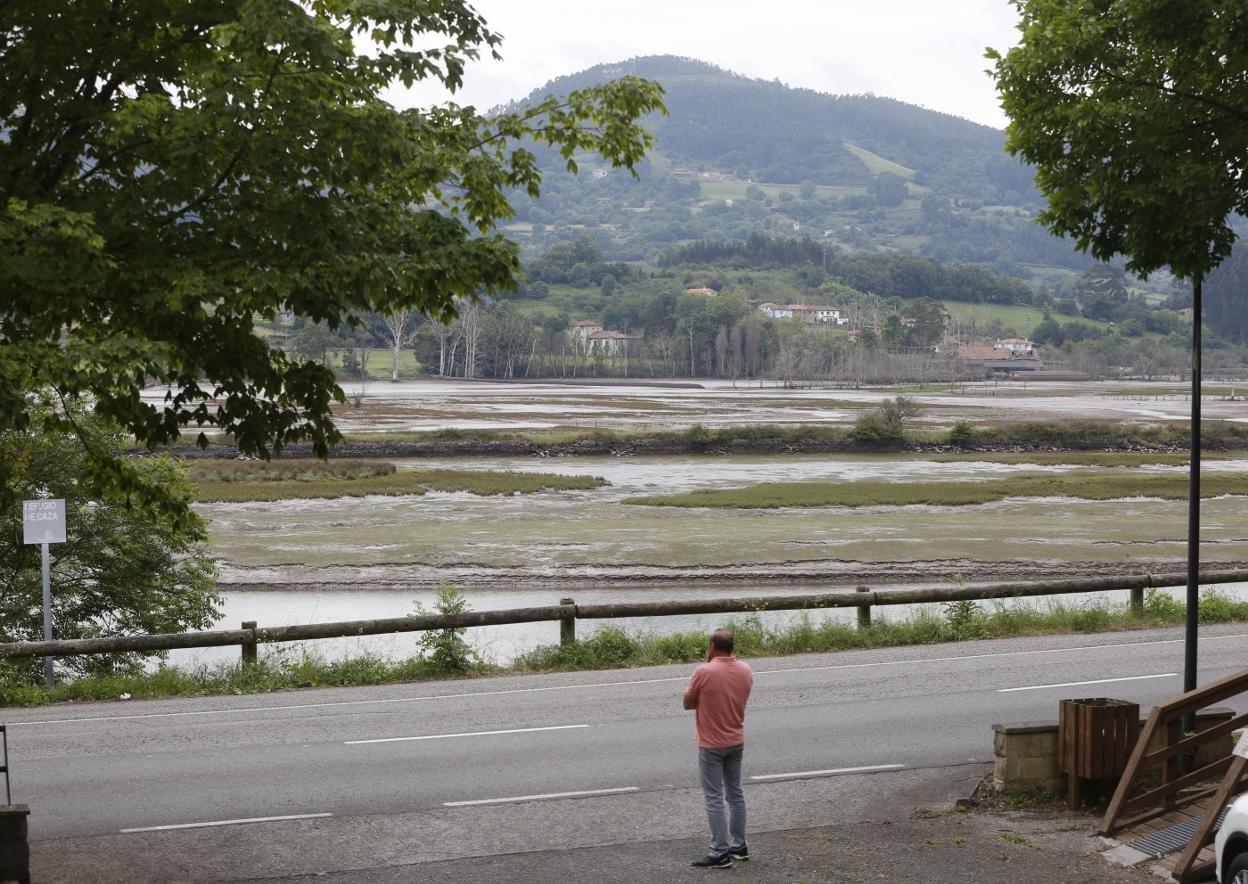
[{"x1": 499, "y1": 56, "x2": 1111, "y2": 288}]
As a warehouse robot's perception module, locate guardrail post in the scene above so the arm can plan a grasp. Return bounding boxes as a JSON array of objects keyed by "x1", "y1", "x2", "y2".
[
  {"x1": 559, "y1": 599, "x2": 576, "y2": 646},
  {"x1": 241, "y1": 621, "x2": 257, "y2": 667},
  {"x1": 1130, "y1": 587, "x2": 1145, "y2": 616},
  {"x1": 856, "y1": 586, "x2": 871, "y2": 630}
]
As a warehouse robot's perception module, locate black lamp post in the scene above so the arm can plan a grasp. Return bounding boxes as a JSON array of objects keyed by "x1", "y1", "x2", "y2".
[{"x1": 1182, "y1": 275, "x2": 1202, "y2": 763}]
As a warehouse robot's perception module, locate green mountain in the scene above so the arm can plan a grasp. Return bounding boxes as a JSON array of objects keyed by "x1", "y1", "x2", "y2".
[
  {"x1": 503, "y1": 56, "x2": 1106, "y2": 291},
  {"x1": 525, "y1": 56, "x2": 1025, "y2": 196}
]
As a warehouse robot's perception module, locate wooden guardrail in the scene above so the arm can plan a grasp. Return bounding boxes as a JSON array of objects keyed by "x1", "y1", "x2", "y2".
[
  {"x1": 1100, "y1": 667, "x2": 1248, "y2": 882},
  {"x1": 2, "y1": 568, "x2": 1248, "y2": 662}
]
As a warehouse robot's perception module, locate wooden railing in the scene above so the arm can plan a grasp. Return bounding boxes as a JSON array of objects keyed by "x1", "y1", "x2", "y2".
[
  {"x1": 1101, "y1": 667, "x2": 1248, "y2": 882},
  {"x1": 2, "y1": 568, "x2": 1247, "y2": 662}
]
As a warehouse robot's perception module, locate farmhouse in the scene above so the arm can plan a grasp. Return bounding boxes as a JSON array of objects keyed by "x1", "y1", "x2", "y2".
[
  {"x1": 568, "y1": 320, "x2": 640, "y2": 357},
  {"x1": 995, "y1": 336, "x2": 1036, "y2": 355},
  {"x1": 960, "y1": 342, "x2": 1042, "y2": 374},
  {"x1": 758, "y1": 303, "x2": 849, "y2": 325},
  {"x1": 587, "y1": 329, "x2": 641, "y2": 357},
  {"x1": 570, "y1": 319, "x2": 604, "y2": 342}
]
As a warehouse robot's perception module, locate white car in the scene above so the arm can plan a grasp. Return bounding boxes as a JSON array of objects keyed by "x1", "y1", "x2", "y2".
[{"x1": 1216, "y1": 794, "x2": 1248, "y2": 882}]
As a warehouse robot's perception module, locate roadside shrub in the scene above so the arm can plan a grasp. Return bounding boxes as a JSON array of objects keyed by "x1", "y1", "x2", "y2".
[
  {"x1": 1198, "y1": 588, "x2": 1248, "y2": 624},
  {"x1": 943, "y1": 600, "x2": 986, "y2": 640},
  {"x1": 1141, "y1": 588, "x2": 1185, "y2": 622},
  {"x1": 413, "y1": 587, "x2": 478, "y2": 674},
  {"x1": 576, "y1": 627, "x2": 641, "y2": 667},
  {"x1": 0, "y1": 662, "x2": 45, "y2": 706},
  {"x1": 652, "y1": 631, "x2": 710, "y2": 662},
  {"x1": 515, "y1": 626, "x2": 641, "y2": 670}
]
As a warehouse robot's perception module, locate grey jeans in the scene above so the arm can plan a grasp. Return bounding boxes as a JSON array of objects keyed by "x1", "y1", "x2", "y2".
[{"x1": 698, "y1": 744, "x2": 746, "y2": 855}]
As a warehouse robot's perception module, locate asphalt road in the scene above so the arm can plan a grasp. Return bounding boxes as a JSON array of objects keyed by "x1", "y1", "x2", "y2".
[{"x1": 10, "y1": 623, "x2": 1248, "y2": 845}]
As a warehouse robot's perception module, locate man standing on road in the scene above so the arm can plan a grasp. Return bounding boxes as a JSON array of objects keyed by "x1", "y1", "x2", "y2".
[{"x1": 683, "y1": 628, "x2": 753, "y2": 869}]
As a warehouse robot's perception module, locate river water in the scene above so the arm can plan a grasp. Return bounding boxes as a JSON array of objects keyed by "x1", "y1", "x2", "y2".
[{"x1": 166, "y1": 579, "x2": 1240, "y2": 670}]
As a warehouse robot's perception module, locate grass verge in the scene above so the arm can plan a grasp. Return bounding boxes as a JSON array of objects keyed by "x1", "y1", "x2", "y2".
[
  {"x1": 625, "y1": 472, "x2": 1248, "y2": 509},
  {"x1": 191, "y1": 465, "x2": 608, "y2": 502},
  {"x1": 4, "y1": 589, "x2": 1244, "y2": 707}
]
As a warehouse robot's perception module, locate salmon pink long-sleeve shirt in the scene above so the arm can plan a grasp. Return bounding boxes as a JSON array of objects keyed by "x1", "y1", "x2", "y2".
[{"x1": 683, "y1": 655, "x2": 753, "y2": 749}]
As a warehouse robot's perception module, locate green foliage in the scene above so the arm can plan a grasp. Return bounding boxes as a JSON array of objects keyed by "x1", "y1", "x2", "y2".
[
  {"x1": 947, "y1": 420, "x2": 977, "y2": 448},
  {"x1": 684, "y1": 423, "x2": 715, "y2": 452},
  {"x1": 999, "y1": 790, "x2": 1058, "y2": 809},
  {"x1": 0, "y1": 2, "x2": 664, "y2": 523},
  {"x1": 663, "y1": 235, "x2": 1038, "y2": 306},
  {"x1": 1197, "y1": 587, "x2": 1248, "y2": 625},
  {"x1": 942, "y1": 600, "x2": 986, "y2": 640},
  {"x1": 413, "y1": 587, "x2": 477, "y2": 675},
  {"x1": 851, "y1": 396, "x2": 919, "y2": 449},
  {"x1": 850, "y1": 413, "x2": 901, "y2": 448},
  {"x1": 0, "y1": 400, "x2": 219, "y2": 680},
  {"x1": 516, "y1": 627, "x2": 642, "y2": 670},
  {"x1": 1141, "y1": 588, "x2": 1185, "y2": 623},
  {"x1": 873, "y1": 172, "x2": 909, "y2": 208},
  {"x1": 989, "y1": 2, "x2": 1248, "y2": 279}
]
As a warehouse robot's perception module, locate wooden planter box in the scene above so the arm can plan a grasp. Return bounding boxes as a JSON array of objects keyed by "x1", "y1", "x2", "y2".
[{"x1": 1059, "y1": 697, "x2": 1140, "y2": 807}]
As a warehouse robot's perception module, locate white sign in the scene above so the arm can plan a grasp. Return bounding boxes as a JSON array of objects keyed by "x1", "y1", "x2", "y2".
[
  {"x1": 1234, "y1": 730, "x2": 1248, "y2": 761},
  {"x1": 22, "y1": 499, "x2": 66, "y2": 545}
]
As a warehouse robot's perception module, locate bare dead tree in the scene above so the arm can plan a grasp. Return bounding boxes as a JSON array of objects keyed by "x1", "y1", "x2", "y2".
[
  {"x1": 428, "y1": 318, "x2": 457, "y2": 377},
  {"x1": 458, "y1": 301, "x2": 483, "y2": 378},
  {"x1": 379, "y1": 311, "x2": 419, "y2": 382}
]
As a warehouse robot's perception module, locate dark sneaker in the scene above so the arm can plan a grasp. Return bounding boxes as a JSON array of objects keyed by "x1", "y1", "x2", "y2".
[
  {"x1": 691, "y1": 853, "x2": 732, "y2": 868},
  {"x1": 729, "y1": 845, "x2": 749, "y2": 861}
]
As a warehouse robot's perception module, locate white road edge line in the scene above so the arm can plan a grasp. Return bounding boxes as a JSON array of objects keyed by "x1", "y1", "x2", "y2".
[
  {"x1": 997, "y1": 673, "x2": 1177, "y2": 693},
  {"x1": 345, "y1": 724, "x2": 588, "y2": 745},
  {"x1": 751, "y1": 764, "x2": 905, "y2": 781},
  {"x1": 443, "y1": 787, "x2": 639, "y2": 807},
  {"x1": 120, "y1": 813, "x2": 331, "y2": 833},
  {"x1": 15, "y1": 633, "x2": 1247, "y2": 726}
]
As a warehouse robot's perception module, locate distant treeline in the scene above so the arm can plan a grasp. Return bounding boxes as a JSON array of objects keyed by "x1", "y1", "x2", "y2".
[{"x1": 661, "y1": 234, "x2": 1036, "y2": 305}]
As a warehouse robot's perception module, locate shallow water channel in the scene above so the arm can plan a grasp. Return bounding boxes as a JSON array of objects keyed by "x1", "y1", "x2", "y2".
[{"x1": 167, "y1": 579, "x2": 1248, "y2": 670}]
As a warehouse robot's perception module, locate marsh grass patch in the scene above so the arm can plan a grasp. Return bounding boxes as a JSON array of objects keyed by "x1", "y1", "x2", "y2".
[
  {"x1": 187, "y1": 459, "x2": 396, "y2": 484},
  {"x1": 625, "y1": 472, "x2": 1248, "y2": 509},
  {"x1": 189, "y1": 459, "x2": 608, "y2": 502},
  {"x1": 928, "y1": 452, "x2": 1203, "y2": 467}
]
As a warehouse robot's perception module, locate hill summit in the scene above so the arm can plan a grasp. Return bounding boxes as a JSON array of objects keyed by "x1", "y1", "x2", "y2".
[
  {"x1": 503, "y1": 56, "x2": 1100, "y2": 284},
  {"x1": 514, "y1": 55, "x2": 1033, "y2": 202}
]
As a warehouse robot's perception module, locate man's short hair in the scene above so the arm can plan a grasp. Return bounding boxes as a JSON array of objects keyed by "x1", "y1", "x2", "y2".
[{"x1": 710, "y1": 629, "x2": 734, "y2": 654}]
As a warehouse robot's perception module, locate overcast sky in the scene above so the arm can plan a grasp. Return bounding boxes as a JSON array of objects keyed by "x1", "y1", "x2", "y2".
[{"x1": 389, "y1": 0, "x2": 1023, "y2": 129}]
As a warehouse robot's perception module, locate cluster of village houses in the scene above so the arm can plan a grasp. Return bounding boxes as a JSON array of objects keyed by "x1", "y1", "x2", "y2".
[{"x1": 569, "y1": 290, "x2": 1040, "y2": 372}]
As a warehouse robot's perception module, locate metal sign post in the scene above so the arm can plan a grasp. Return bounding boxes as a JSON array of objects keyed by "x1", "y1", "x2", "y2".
[{"x1": 22, "y1": 499, "x2": 65, "y2": 689}]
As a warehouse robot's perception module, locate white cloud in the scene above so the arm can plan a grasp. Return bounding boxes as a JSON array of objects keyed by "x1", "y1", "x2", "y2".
[{"x1": 386, "y1": 0, "x2": 1021, "y2": 128}]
